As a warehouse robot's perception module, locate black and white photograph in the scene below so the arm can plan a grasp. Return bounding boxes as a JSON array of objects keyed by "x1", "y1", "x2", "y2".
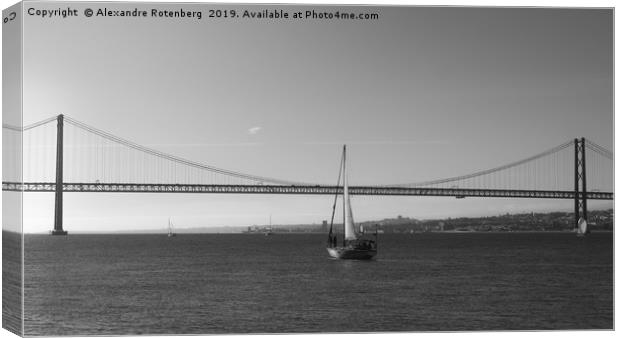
[{"x1": 1, "y1": 1, "x2": 614, "y2": 336}]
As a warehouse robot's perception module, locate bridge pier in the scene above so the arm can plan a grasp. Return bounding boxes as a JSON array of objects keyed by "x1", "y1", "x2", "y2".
[
  {"x1": 52, "y1": 114, "x2": 67, "y2": 236},
  {"x1": 574, "y1": 137, "x2": 587, "y2": 232}
]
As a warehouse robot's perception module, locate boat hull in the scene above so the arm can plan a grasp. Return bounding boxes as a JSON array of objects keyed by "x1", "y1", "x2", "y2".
[{"x1": 327, "y1": 247, "x2": 377, "y2": 260}]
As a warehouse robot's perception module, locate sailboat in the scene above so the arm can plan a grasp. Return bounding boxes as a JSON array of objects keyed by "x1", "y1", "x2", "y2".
[
  {"x1": 576, "y1": 217, "x2": 589, "y2": 237},
  {"x1": 265, "y1": 214, "x2": 274, "y2": 236},
  {"x1": 326, "y1": 145, "x2": 377, "y2": 260},
  {"x1": 168, "y1": 217, "x2": 176, "y2": 237}
]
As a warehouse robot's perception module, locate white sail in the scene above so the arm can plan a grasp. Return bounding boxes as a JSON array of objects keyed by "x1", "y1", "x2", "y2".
[
  {"x1": 577, "y1": 217, "x2": 588, "y2": 236},
  {"x1": 343, "y1": 145, "x2": 357, "y2": 241}
]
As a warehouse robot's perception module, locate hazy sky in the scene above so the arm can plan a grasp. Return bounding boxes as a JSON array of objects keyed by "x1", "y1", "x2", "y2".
[{"x1": 15, "y1": 3, "x2": 613, "y2": 232}]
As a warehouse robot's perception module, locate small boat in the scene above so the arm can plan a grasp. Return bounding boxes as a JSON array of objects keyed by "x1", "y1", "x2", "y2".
[
  {"x1": 326, "y1": 145, "x2": 377, "y2": 260},
  {"x1": 168, "y1": 217, "x2": 176, "y2": 237},
  {"x1": 265, "y1": 214, "x2": 274, "y2": 236},
  {"x1": 576, "y1": 217, "x2": 589, "y2": 237}
]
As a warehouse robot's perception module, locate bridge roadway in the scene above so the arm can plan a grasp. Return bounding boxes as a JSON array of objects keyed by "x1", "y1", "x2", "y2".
[{"x1": 2, "y1": 182, "x2": 614, "y2": 200}]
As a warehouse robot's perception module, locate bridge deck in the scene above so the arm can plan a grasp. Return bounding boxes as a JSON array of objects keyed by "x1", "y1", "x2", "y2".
[{"x1": 2, "y1": 182, "x2": 613, "y2": 200}]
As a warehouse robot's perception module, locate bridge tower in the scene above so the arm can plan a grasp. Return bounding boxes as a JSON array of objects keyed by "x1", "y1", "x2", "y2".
[
  {"x1": 574, "y1": 137, "x2": 587, "y2": 231},
  {"x1": 52, "y1": 114, "x2": 67, "y2": 235}
]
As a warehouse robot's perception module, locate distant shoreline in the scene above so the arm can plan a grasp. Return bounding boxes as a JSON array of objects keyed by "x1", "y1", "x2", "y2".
[
  {"x1": 10, "y1": 208, "x2": 613, "y2": 235},
  {"x1": 15, "y1": 230, "x2": 613, "y2": 235}
]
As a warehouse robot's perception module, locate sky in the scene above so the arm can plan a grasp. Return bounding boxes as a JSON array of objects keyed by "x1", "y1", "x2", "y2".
[{"x1": 5, "y1": 3, "x2": 614, "y2": 233}]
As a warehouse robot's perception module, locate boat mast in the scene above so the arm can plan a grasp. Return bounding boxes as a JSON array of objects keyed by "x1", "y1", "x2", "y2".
[
  {"x1": 328, "y1": 147, "x2": 344, "y2": 245},
  {"x1": 342, "y1": 145, "x2": 346, "y2": 243}
]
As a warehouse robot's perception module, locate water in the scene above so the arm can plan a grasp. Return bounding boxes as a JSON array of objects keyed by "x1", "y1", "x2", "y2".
[
  {"x1": 22, "y1": 232, "x2": 612, "y2": 335},
  {"x1": 3, "y1": 231, "x2": 22, "y2": 336}
]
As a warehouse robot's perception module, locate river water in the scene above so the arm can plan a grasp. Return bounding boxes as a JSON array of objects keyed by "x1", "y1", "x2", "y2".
[{"x1": 21, "y1": 232, "x2": 612, "y2": 335}]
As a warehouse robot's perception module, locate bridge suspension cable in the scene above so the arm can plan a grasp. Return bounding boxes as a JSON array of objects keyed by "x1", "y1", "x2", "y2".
[
  {"x1": 3, "y1": 115, "x2": 58, "y2": 131},
  {"x1": 63, "y1": 116, "x2": 308, "y2": 186},
  {"x1": 389, "y1": 140, "x2": 575, "y2": 188},
  {"x1": 584, "y1": 139, "x2": 613, "y2": 160}
]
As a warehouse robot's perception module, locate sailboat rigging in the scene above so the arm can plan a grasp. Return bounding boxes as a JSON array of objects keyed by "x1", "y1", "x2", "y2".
[{"x1": 326, "y1": 145, "x2": 377, "y2": 260}]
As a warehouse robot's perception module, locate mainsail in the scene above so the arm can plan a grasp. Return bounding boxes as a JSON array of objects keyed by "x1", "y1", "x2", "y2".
[{"x1": 342, "y1": 146, "x2": 357, "y2": 240}]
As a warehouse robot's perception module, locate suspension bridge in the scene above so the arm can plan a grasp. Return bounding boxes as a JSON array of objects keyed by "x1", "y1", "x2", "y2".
[{"x1": 2, "y1": 115, "x2": 614, "y2": 235}]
